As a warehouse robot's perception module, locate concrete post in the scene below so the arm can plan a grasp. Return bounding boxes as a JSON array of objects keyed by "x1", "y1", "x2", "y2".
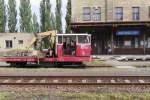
[
  {"x1": 111, "y1": 27, "x2": 114, "y2": 55},
  {"x1": 143, "y1": 32, "x2": 146, "y2": 55}
]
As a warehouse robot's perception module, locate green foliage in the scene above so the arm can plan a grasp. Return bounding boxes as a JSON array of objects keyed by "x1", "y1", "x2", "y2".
[
  {"x1": 57, "y1": 92, "x2": 150, "y2": 100},
  {"x1": 0, "y1": 92, "x2": 50, "y2": 100},
  {"x1": 85, "y1": 59, "x2": 106, "y2": 66},
  {"x1": 40, "y1": 0, "x2": 45, "y2": 32},
  {"x1": 0, "y1": 0, "x2": 6, "y2": 32},
  {"x1": 0, "y1": 92, "x2": 9, "y2": 100},
  {"x1": 56, "y1": 0, "x2": 62, "y2": 33},
  {"x1": 40, "y1": 0, "x2": 56, "y2": 48},
  {"x1": 19, "y1": 0, "x2": 32, "y2": 32},
  {"x1": 32, "y1": 13, "x2": 40, "y2": 33},
  {"x1": 8, "y1": 0, "x2": 17, "y2": 32},
  {"x1": 65, "y1": 0, "x2": 71, "y2": 33},
  {"x1": 44, "y1": 0, "x2": 52, "y2": 31},
  {"x1": 51, "y1": 13, "x2": 56, "y2": 30},
  {"x1": 40, "y1": 0, "x2": 55, "y2": 32},
  {"x1": 0, "y1": 92, "x2": 150, "y2": 100}
]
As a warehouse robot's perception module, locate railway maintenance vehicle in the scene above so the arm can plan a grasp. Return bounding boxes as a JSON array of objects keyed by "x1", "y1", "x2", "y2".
[{"x1": 0, "y1": 31, "x2": 91, "y2": 67}]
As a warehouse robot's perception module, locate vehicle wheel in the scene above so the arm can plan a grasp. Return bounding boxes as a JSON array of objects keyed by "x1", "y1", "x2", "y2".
[
  {"x1": 10, "y1": 62, "x2": 16, "y2": 67},
  {"x1": 75, "y1": 62, "x2": 85, "y2": 66},
  {"x1": 54, "y1": 62, "x2": 64, "y2": 67},
  {"x1": 15, "y1": 62, "x2": 27, "y2": 67}
]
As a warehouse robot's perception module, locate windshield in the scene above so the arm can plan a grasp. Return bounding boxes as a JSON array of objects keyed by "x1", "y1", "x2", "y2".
[{"x1": 78, "y1": 35, "x2": 90, "y2": 43}]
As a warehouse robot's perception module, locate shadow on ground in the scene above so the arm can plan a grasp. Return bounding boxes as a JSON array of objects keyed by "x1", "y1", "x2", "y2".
[{"x1": 0, "y1": 63, "x2": 86, "y2": 69}]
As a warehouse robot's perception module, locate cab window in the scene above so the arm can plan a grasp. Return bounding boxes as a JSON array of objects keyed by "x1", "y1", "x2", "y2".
[
  {"x1": 78, "y1": 35, "x2": 89, "y2": 43},
  {"x1": 58, "y1": 36, "x2": 62, "y2": 44}
]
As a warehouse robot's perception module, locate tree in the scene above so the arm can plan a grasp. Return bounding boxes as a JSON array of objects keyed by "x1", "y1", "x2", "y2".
[
  {"x1": 8, "y1": 0, "x2": 17, "y2": 32},
  {"x1": 65, "y1": 0, "x2": 71, "y2": 33},
  {"x1": 0, "y1": 0, "x2": 6, "y2": 32},
  {"x1": 40, "y1": 0, "x2": 55, "y2": 48},
  {"x1": 55, "y1": 0, "x2": 62, "y2": 33},
  {"x1": 40, "y1": 0, "x2": 54, "y2": 32},
  {"x1": 51, "y1": 13, "x2": 56, "y2": 30},
  {"x1": 40, "y1": 0, "x2": 45, "y2": 32},
  {"x1": 45, "y1": 0, "x2": 52, "y2": 31},
  {"x1": 19, "y1": 0, "x2": 32, "y2": 32},
  {"x1": 32, "y1": 13, "x2": 39, "y2": 33}
]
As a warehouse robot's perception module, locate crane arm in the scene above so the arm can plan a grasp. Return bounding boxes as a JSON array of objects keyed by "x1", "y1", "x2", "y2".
[
  {"x1": 38, "y1": 30, "x2": 57, "y2": 37},
  {"x1": 25, "y1": 30, "x2": 57, "y2": 49},
  {"x1": 26, "y1": 37, "x2": 37, "y2": 49}
]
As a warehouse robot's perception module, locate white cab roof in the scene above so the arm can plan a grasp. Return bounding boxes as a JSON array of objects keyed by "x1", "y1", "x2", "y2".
[{"x1": 56, "y1": 33, "x2": 90, "y2": 36}]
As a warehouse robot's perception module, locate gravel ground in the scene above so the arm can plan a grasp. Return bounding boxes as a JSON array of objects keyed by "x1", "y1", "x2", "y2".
[
  {"x1": 0, "y1": 67, "x2": 149, "y2": 76},
  {"x1": 0, "y1": 59, "x2": 150, "y2": 76},
  {"x1": 104, "y1": 60, "x2": 150, "y2": 67},
  {"x1": 1, "y1": 85, "x2": 150, "y2": 93}
]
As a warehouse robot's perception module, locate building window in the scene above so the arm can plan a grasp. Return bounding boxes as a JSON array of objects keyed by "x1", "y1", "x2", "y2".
[
  {"x1": 115, "y1": 7, "x2": 123, "y2": 21},
  {"x1": 83, "y1": 7, "x2": 91, "y2": 21},
  {"x1": 18, "y1": 40, "x2": 23, "y2": 44},
  {"x1": 149, "y1": 6, "x2": 150, "y2": 19},
  {"x1": 132, "y1": 7, "x2": 140, "y2": 20},
  {"x1": 5, "y1": 40, "x2": 12, "y2": 48},
  {"x1": 93, "y1": 7, "x2": 101, "y2": 21}
]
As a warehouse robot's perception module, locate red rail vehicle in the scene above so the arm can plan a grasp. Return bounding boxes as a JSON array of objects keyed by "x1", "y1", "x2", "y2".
[{"x1": 0, "y1": 32, "x2": 91, "y2": 67}]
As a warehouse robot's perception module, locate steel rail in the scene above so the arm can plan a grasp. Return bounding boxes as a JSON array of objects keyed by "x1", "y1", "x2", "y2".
[{"x1": 0, "y1": 76, "x2": 149, "y2": 85}]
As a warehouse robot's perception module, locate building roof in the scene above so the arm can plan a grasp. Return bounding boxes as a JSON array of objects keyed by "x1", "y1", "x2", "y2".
[{"x1": 0, "y1": 33, "x2": 35, "y2": 37}]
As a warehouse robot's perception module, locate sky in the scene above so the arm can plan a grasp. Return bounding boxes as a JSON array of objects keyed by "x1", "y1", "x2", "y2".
[{"x1": 5, "y1": 0, "x2": 68, "y2": 33}]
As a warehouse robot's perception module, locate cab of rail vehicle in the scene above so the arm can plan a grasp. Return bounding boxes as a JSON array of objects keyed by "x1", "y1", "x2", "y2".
[{"x1": 56, "y1": 33, "x2": 91, "y2": 58}]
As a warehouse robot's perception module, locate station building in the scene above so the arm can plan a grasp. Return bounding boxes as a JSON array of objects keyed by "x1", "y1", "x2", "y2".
[
  {"x1": 0, "y1": 33, "x2": 35, "y2": 51},
  {"x1": 71, "y1": 0, "x2": 150, "y2": 55}
]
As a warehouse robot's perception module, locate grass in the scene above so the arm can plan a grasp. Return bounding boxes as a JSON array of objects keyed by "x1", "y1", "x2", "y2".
[
  {"x1": 0, "y1": 91, "x2": 51, "y2": 100},
  {"x1": 0, "y1": 91, "x2": 150, "y2": 100},
  {"x1": 84, "y1": 59, "x2": 108, "y2": 66},
  {"x1": 0, "y1": 92, "x2": 9, "y2": 100},
  {"x1": 57, "y1": 92, "x2": 150, "y2": 100}
]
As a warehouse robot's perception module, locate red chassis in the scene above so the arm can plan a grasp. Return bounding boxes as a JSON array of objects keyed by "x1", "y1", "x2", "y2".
[
  {"x1": 0, "y1": 56, "x2": 91, "y2": 63},
  {"x1": 0, "y1": 46, "x2": 91, "y2": 66},
  {"x1": 0, "y1": 55, "x2": 91, "y2": 67}
]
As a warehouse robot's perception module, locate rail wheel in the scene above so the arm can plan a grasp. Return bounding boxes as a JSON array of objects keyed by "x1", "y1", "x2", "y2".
[
  {"x1": 54, "y1": 62, "x2": 64, "y2": 67},
  {"x1": 10, "y1": 62, "x2": 17, "y2": 67},
  {"x1": 10, "y1": 62, "x2": 27, "y2": 67},
  {"x1": 75, "y1": 62, "x2": 85, "y2": 66}
]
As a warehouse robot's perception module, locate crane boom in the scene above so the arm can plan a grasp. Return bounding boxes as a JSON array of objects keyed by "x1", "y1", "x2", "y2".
[{"x1": 26, "y1": 30, "x2": 57, "y2": 49}]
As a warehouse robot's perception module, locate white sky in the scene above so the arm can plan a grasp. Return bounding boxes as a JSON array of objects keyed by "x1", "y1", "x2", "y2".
[{"x1": 5, "y1": 0, "x2": 68, "y2": 33}]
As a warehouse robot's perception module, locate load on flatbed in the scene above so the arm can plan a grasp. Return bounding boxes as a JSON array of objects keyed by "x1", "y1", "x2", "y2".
[{"x1": 0, "y1": 31, "x2": 91, "y2": 67}]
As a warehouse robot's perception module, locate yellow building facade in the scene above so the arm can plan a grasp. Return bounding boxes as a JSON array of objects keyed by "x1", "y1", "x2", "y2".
[
  {"x1": 71, "y1": 0, "x2": 150, "y2": 22},
  {"x1": 71, "y1": 0, "x2": 150, "y2": 55}
]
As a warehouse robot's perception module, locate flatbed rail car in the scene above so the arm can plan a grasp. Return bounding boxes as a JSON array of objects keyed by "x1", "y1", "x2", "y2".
[{"x1": 0, "y1": 33, "x2": 91, "y2": 66}]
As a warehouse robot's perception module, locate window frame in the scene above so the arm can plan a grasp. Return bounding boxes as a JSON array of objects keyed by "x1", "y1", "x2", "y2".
[
  {"x1": 92, "y1": 7, "x2": 101, "y2": 21},
  {"x1": 5, "y1": 40, "x2": 13, "y2": 48},
  {"x1": 18, "y1": 40, "x2": 23, "y2": 44},
  {"x1": 82, "y1": 7, "x2": 91, "y2": 21},
  {"x1": 132, "y1": 7, "x2": 140, "y2": 21},
  {"x1": 77, "y1": 35, "x2": 90, "y2": 44},
  {"x1": 115, "y1": 7, "x2": 123, "y2": 21},
  {"x1": 58, "y1": 36, "x2": 63, "y2": 44},
  {"x1": 149, "y1": 6, "x2": 150, "y2": 19}
]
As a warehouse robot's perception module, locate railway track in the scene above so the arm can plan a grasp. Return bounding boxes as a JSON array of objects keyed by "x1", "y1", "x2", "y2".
[{"x1": 0, "y1": 76, "x2": 150, "y2": 85}]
